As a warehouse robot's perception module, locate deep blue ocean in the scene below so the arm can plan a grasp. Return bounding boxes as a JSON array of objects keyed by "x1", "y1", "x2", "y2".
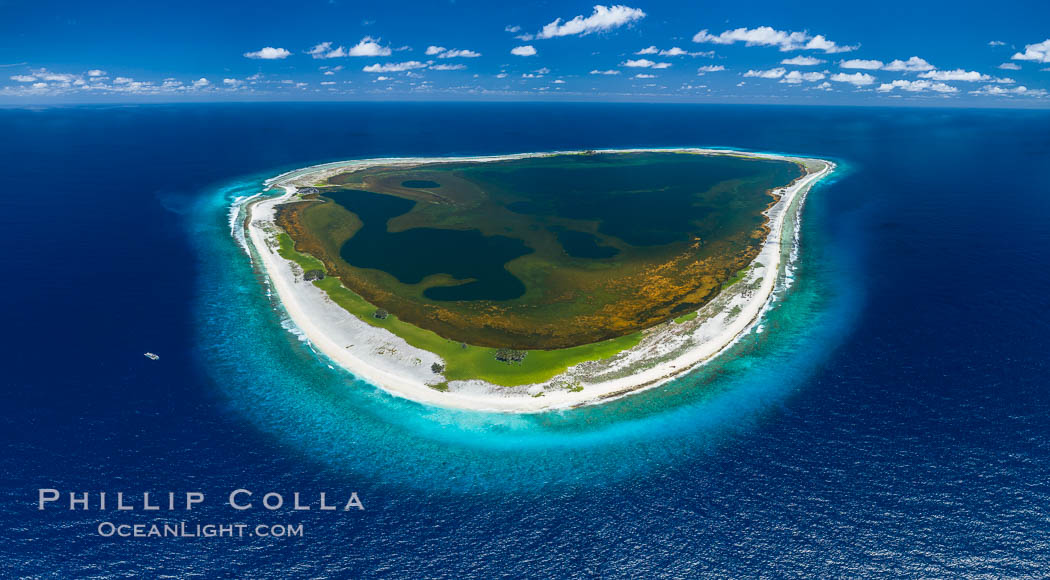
[{"x1": 2, "y1": 103, "x2": 1049, "y2": 578}]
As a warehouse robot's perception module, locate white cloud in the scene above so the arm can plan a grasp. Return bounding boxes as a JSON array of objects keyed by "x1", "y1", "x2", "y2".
[
  {"x1": 244, "y1": 47, "x2": 291, "y2": 59},
  {"x1": 972, "y1": 84, "x2": 1047, "y2": 96},
  {"x1": 812, "y1": 81, "x2": 833, "y2": 91},
  {"x1": 918, "y1": 69, "x2": 990, "y2": 82},
  {"x1": 830, "y1": 72, "x2": 876, "y2": 86},
  {"x1": 222, "y1": 78, "x2": 241, "y2": 86},
  {"x1": 535, "y1": 4, "x2": 646, "y2": 39},
  {"x1": 840, "y1": 59, "x2": 883, "y2": 70},
  {"x1": 10, "y1": 75, "x2": 36, "y2": 82},
  {"x1": 781, "y1": 56, "x2": 823, "y2": 66},
  {"x1": 339, "y1": 37, "x2": 391, "y2": 57},
  {"x1": 589, "y1": 69, "x2": 620, "y2": 75},
  {"x1": 780, "y1": 70, "x2": 826, "y2": 84},
  {"x1": 633, "y1": 73, "x2": 656, "y2": 79},
  {"x1": 308, "y1": 42, "x2": 349, "y2": 59},
  {"x1": 192, "y1": 78, "x2": 210, "y2": 88},
  {"x1": 622, "y1": 58, "x2": 671, "y2": 69},
  {"x1": 505, "y1": 25, "x2": 521, "y2": 33},
  {"x1": 362, "y1": 61, "x2": 427, "y2": 72},
  {"x1": 511, "y1": 45, "x2": 537, "y2": 56},
  {"x1": 439, "y1": 49, "x2": 481, "y2": 58},
  {"x1": 697, "y1": 65, "x2": 725, "y2": 74},
  {"x1": 989, "y1": 40, "x2": 1006, "y2": 47},
  {"x1": 430, "y1": 63, "x2": 467, "y2": 71},
  {"x1": 637, "y1": 45, "x2": 709, "y2": 56},
  {"x1": 876, "y1": 79, "x2": 957, "y2": 93},
  {"x1": 883, "y1": 56, "x2": 935, "y2": 72},
  {"x1": 743, "y1": 67, "x2": 786, "y2": 79},
  {"x1": 553, "y1": 79, "x2": 566, "y2": 84},
  {"x1": 113, "y1": 76, "x2": 133, "y2": 84},
  {"x1": 692, "y1": 26, "x2": 857, "y2": 53},
  {"x1": 425, "y1": 46, "x2": 446, "y2": 55},
  {"x1": 87, "y1": 69, "x2": 106, "y2": 77},
  {"x1": 999, "y1": 62, "x2": 1021, "y2": 70},
  {"x1": 1012, "y1": 39, "x2": 1050, "y2": 63}
]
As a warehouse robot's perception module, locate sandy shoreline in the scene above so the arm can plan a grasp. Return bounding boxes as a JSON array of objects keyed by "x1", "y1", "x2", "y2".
[{"x1": 238, "y1": 148, "x2": 835, "y2": 413}]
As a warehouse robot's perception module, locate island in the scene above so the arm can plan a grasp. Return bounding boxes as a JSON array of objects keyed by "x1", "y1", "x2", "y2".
[{"x1": 236, "y1": 149, "x2": 835, "y2": 412}]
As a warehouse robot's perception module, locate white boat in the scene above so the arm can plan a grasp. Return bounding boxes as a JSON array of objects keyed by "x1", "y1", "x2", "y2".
[{"x1": 144, "y1": 352, "x2": 160, "y2": 361}]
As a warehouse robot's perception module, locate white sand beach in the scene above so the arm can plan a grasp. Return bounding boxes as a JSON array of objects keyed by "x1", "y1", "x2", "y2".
[{"x1": 238, "y1": 149, "x2": 834, "y2": 413}]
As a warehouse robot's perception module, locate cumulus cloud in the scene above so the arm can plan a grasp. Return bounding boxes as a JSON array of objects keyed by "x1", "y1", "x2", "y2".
[
  {"x1": 876, "y1": 79, "x2": 957, "y2": 93},
  {"x1": 10, "y1": 74, "x2": 36, "y2": 82},
  {"x1": 972, "y1": 84, "x2": 1047, "y2": 96},
  {"x1": 883, "y1": 56, "x2": 935, "y2": 72},
  {"x1": 87, "y1": 69, "x2": 106, "y2": 77},
  {"x1": 425, "y1": 46, "x2": 445, "y2": 56},
  {"x1": 589, "y1": 69, "x2": 620, "y2": 75},
  {"x1": 192, "y1": 78, "x2": 210, "y2": 88},
  {"x1": 511, "y1": 45, "x2": 537, "y2": 56},
  {"x1": 437, "y1": 49, "x2": 481, "y2": 58},
  {"x1": 362, "y1": 61, "x2": 427, "y2": 72},
  {"x1": 633, "y1": 73, "x2": 656, "y2": 79},
  {"x1": 1012, "y1": 39, "x2": 1050, "y2": 63},
  {"x1": 830, "y1": 72, "x2": 876, "y2": 86},
  {"x1": 780, "y1": 70, "x2": 826, "y2": 84},
  {"x1": 505, "y1": 25, "x2": 521, "y2": 33},
  {"x1": 743, "y1": 67, "x2": 786, "y2": 79},
  {"x1": 430, "y1": 63, "x2": 466, "y2": 71},
  {"x1": 697, "y1": 65, "x2": 725, "y2": 74},
  {"x1": 840, "y1": 59, "x2": 883, "y2": 70},
  {"x1": 347, "y1": 37, "x2": 392, "y2": 57},
  {"x1": 989, "y1": 40, "x2": 1006, "y2": 47},
  {"x1": 534, "y1": 4, "x2": 646, "y2": 39},
  {"x1": 308, "y1": 42, "x2": 348, "y2": 59},
  {"x1": 244, "y1": 47, "x2": 291, "y2": 59},
  {"x1": 622, "y1": 58, "x2": 671, "y2": 69},
  {"x1": 693, "y1": 26, "x2": 857, "y2": 53},
  {"x1": 781, "y1": 56, "x2": 823, "y2": 66},
  {"x1": 636, "y1": 46, "x2": 710, "y2": 57},
  {"x1": 918, "y1": 69, "x2": 991, "y2": 82},
  {"x1": 999, "y1": 62, "x2": 1021, "y2": 70}
]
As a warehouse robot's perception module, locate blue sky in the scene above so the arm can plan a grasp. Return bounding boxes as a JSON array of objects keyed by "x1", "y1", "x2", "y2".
[{"x1": 2, "y1": 0, "x2": 1049, "y2": 106}]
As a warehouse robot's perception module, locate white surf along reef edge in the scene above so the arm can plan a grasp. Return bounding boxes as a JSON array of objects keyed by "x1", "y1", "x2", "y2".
[{"x1": 234, "y1": 149, "x2": 835, "y2": 413}]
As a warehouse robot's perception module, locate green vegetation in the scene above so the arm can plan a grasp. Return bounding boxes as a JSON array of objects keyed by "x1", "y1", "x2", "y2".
[
  {"x1": 276, "y1": 233, "x2": 325, "y2": 272},
  {"x1": 674, "y1": 311, "x2": 699, "y2": 324},
  {"x1": 310, "y1": 272, "x2": 641, "y2": 387},
  {"x1": 721, "y1": 266, "x2": 750, "y2": 290}
]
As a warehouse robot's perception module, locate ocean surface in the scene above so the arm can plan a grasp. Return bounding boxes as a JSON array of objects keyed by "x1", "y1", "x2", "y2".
[{"x1": 2, "y1": 103, "x2": 1049, "y2": 577}]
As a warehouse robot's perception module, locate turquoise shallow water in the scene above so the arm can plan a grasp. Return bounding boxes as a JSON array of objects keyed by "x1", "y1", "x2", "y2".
[{"x1": 193, "y1": 156, "x2": 857, "y2": 492}]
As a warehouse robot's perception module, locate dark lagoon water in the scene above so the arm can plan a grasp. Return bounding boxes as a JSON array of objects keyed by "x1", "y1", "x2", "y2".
[
  {"x1": 3, "y1": 103, "x2": 1050, "y2": 577},
  {"x1": 482, "y1": 152, "x2": 798, "y2": 246},
  {"x1": 556, "y1": 229, "x2": 619, "y2": 259},
  {"x1": 400, "y1": 179, "x2": 441, "y2": 189},
  {"x1": 329, "y1": 189, "x2": 532, "y2": 301}
]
